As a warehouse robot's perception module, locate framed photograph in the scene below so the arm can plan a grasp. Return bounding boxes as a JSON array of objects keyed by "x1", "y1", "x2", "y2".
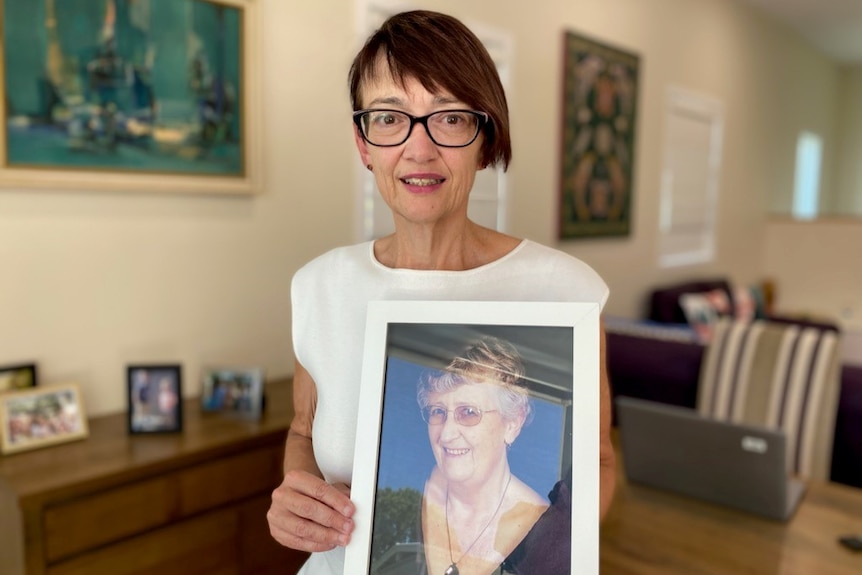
[
  {"x1": 345, "y1": 301, "x2": 601, "y2": 575},
  {"x1": 559, "y1": 30, "x2": 639, "y2": 239},
  {"x1": 0, "y1": 0, "x2": 261, "y2": 195},
  {"x1": 127, "y1": 364, "x2": 183, "y2": 434},
  {"x1": 0, "y1": 362, "x2": 37, "y2": 393},
  {"x1": 0, "y1": 383, "x2": 89, "y2": 455},
  {"x1": 201, "y1": 366, "x2": 264, "y2": 420}
]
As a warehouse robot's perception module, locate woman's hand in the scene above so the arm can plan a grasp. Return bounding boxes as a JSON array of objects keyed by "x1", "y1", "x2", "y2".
[{"x1": 268, "y1": 470, "x2": 355, "y2": 552}]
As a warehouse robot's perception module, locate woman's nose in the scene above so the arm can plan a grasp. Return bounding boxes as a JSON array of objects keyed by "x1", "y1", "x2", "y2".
[
  {"x1": 402, "y1": 121, "x2": 438, "y2": 162},
  {"x1": 438, "y1": 412, "x2": 461, "y2": 439}
]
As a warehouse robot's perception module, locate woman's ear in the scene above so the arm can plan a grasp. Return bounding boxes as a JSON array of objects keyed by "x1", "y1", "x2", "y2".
[
  {"x1": 354, "y1": 124, "x2": 372, "y2": 167},
  {"x1": 504, "y1": 412, "x2": 526, "y2": 445}
]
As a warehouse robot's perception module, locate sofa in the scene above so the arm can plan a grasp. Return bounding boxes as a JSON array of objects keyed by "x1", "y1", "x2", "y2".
[{"x1": 606, "y1": 279, "x2": 862, "y2": 490}]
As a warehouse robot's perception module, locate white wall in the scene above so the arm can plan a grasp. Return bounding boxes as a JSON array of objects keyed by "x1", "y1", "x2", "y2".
[{"x1": 0, "y1": 0, "x2": 853, "y2": 417}]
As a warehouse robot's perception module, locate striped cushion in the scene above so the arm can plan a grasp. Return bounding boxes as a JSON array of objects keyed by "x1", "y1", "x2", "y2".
[{"x1": 697, "y1": 319, "x2": 842, "y2": 480}]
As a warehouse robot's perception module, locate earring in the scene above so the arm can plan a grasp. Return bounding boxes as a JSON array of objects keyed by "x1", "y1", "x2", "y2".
[
  {"x1": 366, "y1": 164, "x2": 373, "y2": 171},
  {"x1": 505, "y1": 440, "x2": 512, "y2": 450}
]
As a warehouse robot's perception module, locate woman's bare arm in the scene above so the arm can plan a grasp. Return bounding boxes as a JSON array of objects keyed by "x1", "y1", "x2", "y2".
[
  {"x1": 599, "y1": 320, "x2": 617, "y2": 521},
  {"x1": 267, "y1": 361, "x2": 356, "y2": 552}
]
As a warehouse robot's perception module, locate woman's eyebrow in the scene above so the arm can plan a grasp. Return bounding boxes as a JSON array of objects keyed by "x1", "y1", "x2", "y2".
[
  {"x1": 367, "y1": 96, "x2": 405, "y2": 107},
  {"x1": 365, "y1": 95, "x2": 465, "y2": 108},
  {"x1": 434, "y1": 95, "x2": 461, "y2": 105}
]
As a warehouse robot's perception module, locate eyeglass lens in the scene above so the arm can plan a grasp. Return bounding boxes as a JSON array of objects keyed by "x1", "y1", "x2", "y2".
[
  {"x1": 423, "y1": 405, "x2": 484, "y2": 426},
  {"x1": 360, "y1": 110, "x2": 481, "y2": 147}
]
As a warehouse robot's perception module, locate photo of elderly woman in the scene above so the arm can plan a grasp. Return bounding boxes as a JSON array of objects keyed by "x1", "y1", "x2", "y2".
[{"x1": 370, "y1": 324, "x2": 574, "y2": 575}]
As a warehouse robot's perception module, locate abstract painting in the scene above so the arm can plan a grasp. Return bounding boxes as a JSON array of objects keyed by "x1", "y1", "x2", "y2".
[{"x1": 0, "y1": 0, "x2": 258, "y2": 193}]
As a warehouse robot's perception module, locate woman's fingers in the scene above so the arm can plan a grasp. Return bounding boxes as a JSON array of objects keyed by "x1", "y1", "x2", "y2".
[{"x1": 267, "y1": 470, "x2": 355, "y2": 552}]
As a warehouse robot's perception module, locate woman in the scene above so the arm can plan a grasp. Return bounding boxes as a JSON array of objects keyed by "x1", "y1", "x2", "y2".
[
  {"x1": 267, "y1": 10, "x2": 615, "y2": 575},
  {"x1": 418, "y1": 337, "x2": 548, "y2": 575}
]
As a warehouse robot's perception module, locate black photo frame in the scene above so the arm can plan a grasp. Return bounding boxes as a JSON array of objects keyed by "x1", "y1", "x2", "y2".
[
  {"x1": 127, "y1": 364, "x2": 183, "y2": 434},
  {"x1": 0, "y1": 362, "x2": 38, "y2": 393}
]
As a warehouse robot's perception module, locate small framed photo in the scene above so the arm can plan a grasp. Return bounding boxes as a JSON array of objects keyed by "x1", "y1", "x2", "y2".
[
  {"x1": 201, "y1": 366, "x2": 265, "y2": 420},
  {"x1": 345, "y1": 301, "x2": 601, "y2": 575},
  {"x1": 127, "y1": 365, "x2": 183, "y2": 434},
  {"x1": 0, "y1": 363, "x2": 38, "y2": 393},
  {"x1": 0, "y1": 383, "x2": 89, "y2": 455}
]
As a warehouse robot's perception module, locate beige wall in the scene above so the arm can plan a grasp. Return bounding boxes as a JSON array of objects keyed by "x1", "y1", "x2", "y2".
[
  {"x1": 0, "y1": 0, "x2": 856, "y2": 417},
  {"x1": 834, "y1": 66, "x2": 862, "y2": 216},
  {"x1": 765, "y1": 219, "x2": 862, "y2": 330}
]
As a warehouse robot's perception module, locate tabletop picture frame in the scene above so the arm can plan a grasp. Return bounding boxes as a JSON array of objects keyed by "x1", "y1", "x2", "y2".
[
  {"x1": 0, "y1": 383, "x2": 89, "y2": 455},
  {"x1": 0, "y1": 0, "x2": 261, "y2": 195},
  {"x1": 201, "y1": 366, "x2": 264, "y2": 420},
  {"x1": 0, "y1": 362, "x2": 38, "y2": 393},
  {"x1": 345, "y1": 300, "x2": 601, "y2": 575},
  {"x1": 127, "y1": 364, "x2": 183, "y2": 434}
]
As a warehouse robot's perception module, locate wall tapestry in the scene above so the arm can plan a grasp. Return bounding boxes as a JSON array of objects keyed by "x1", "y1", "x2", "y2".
[{"x1": 559, "y1": 30, "x2": 639, "y2": 239}]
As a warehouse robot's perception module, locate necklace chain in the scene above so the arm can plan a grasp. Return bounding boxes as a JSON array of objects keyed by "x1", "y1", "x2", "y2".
[{"x1": 444, "y1": 473, "x2": 512, "y2": 575}]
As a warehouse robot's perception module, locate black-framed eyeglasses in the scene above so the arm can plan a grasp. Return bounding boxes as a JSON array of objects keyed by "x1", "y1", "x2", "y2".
[
  {"x1": 420, "y1": 405, "x2": 498, "y2": 427},
  {"x1": 353, "y1": 109, "x2": 488, "y2": 148}
]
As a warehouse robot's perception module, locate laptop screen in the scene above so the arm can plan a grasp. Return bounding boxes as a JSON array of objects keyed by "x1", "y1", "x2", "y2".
[{"x1": 615, "y1": 396, "x2": 804, "y2": 521}]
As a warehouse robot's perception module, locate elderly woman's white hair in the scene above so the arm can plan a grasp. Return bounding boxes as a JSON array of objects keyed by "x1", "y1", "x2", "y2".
[{"x1": 417, "y1": 336, "x2": 532, "y2": 423}]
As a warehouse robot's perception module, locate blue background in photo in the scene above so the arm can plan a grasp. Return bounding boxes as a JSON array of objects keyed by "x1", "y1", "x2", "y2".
[{"x1": 375, "y1": 356, "x2": 566, "y2": 500}]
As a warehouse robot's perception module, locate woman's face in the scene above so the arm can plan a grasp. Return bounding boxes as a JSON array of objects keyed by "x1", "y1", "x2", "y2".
[
  {"x1": 354, "y1": 63, "x2": 485, "y2": 229},
  {"x1": 425, "y1": 382, "x2": 522, "y2": 488}
]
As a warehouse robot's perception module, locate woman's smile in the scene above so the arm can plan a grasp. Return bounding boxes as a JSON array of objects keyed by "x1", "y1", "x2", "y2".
[{"x1": 401, "y1": 173, "x2": 446, "y2": 193}]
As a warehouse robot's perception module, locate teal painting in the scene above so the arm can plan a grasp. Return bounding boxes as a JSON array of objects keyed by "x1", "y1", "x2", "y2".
[{"x1": 2, "y1": 0, "x2": 244, "y2": 176}]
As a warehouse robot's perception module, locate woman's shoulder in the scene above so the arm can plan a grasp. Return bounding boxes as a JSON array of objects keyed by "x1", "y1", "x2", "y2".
[
  {"x1": 504, "y1": 240, "x2": 609, "y2": 304},
  {"x1": 517, "y1": 239, "x2": 595, "y2": 270},
  {"x1": 292, "y1": 242, "x2": 373, "y2": 283},
  {"x1": 508, "y1": 474, "x2": 551, "y2": 508}
]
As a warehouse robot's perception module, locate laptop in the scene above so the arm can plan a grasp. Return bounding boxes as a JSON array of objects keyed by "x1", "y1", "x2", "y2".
[{"x1": 615, "y1": 396, "x2": 806, "y2": 521}]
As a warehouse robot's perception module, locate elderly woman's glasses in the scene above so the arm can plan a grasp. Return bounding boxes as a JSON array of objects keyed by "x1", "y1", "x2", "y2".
[
  {"x1": 421, "y1": 405, "x2": 498, "y2": 427},
  {"x1": 353, "y1": 109, "x2": 488, "y2": 147}
]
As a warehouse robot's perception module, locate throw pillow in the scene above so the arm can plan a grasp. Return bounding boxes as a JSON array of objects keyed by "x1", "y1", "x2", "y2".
[{"x1": 680, "y1": 292, "x2": 720, "y2": 343}]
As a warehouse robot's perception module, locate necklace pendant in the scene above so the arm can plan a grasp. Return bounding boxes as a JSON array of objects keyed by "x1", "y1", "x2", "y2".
[{"x1": 444, "y1": 564, "x2": 459, "y2": 575}]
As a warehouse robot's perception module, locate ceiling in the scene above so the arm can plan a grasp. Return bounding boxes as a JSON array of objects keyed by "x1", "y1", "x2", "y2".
[{"x1": 740, "y1": 0, "x2": 862, "y2": 63}]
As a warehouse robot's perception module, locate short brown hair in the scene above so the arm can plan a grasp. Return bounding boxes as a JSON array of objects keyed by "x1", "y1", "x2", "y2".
[{"x1": 348, "y1": 10, "x2": 512, "y2": 170}]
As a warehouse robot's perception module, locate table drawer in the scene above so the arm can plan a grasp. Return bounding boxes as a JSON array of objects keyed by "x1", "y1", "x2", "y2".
[
  {"x1": 47, "y1": 507, "x2": 240, "y2": 575},
  {"x1": 44, "y1": 444, "x2": 283, "y2": 562}
]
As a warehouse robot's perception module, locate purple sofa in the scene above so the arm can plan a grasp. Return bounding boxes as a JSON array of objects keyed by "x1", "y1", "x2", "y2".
[{"x1": 607, "y1": 279, "x2": 862, "y2": 490}]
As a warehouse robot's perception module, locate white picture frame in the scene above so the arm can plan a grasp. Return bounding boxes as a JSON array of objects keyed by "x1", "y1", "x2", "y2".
[
  {"x1": 200, "y1": 365, "x2": 265, "y2": 420},
  {"x1": 345, "y1": 300, "x2": 600, "y2": 575}
]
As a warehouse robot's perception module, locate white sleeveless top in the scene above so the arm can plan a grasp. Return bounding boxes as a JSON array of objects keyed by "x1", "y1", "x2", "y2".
[{"x1": 291, "y1": 239, "x2": 608, "y2": 575}]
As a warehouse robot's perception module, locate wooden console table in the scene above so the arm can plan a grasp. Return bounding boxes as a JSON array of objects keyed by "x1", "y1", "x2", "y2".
[
  {"x1": 0, "y1": 379, "x2": 308, "y2": 575},
  {"x1": 601, "y1": 432, "x2": 862, "y2": 574}
]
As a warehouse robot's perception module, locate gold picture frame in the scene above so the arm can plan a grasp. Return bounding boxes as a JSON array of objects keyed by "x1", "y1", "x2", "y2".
[
  {"x1": 0, "y1": 0, "x2": 261, "y2": 195},
  {"x1": 0, "y1": 383, "x2": 89, "y2": 455}
]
